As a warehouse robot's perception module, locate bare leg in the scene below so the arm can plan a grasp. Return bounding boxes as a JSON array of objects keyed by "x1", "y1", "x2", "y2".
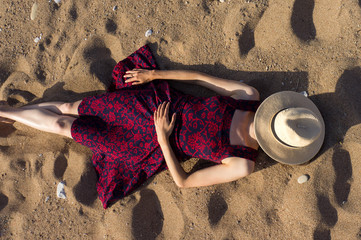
[
  {"x1": 21, "y1": 100, "x2": 82, "y2": 116},
  {"x1": 0, "y1": 105, "x2": 77, "y2": 138}
]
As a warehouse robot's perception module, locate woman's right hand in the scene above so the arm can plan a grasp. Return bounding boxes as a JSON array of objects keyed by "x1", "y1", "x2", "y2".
[{"x1": 124, "y1": 69, "x2": 155, "y2": 85}]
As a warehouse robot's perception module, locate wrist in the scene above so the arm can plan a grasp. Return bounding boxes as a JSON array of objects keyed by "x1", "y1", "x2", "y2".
[
  {"x1": 158, "y1": 137, "x2": 170, "y2": 147},
  {"x1": 151, "y1": 70, "x2": 160, "y2": 80}
]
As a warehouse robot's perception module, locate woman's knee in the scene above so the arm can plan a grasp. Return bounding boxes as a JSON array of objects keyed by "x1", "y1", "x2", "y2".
[
  {"x1": 59, "y1": 102, "x2": 80, "y2": 115},
  {"x1": 53, "y1": 116, "x2": 74, "y2": 138}
]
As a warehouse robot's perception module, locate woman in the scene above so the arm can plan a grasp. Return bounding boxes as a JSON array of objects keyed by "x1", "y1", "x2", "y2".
[{"x1": 0, "y1": 45, "x2": 324, "y2": 208}]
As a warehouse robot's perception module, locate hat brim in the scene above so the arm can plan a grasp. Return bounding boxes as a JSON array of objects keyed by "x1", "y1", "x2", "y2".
[{"x1": 254, "y1": 91, "x2": 325, "y2": 165}]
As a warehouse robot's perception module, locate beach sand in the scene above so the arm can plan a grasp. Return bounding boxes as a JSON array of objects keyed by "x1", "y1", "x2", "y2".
[{"x1": 0, "y1": 0, "x2": 360, "y2": 239}]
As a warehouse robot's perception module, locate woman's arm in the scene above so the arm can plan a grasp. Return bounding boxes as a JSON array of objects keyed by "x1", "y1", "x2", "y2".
[
  {"x1": 124, "y1": 69, "x2": 259, "y2": 100},
  {"x1": 160, "y1": 141, "x2": 254, "y2": 188},
  {"x1": 154, "y1": 102, "x2": 254, "y2": 188}
]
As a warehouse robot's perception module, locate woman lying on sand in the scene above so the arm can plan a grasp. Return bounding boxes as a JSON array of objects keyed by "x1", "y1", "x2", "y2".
[{"x1": 0, "y1": 45, "x2": 325, "y2": 208}]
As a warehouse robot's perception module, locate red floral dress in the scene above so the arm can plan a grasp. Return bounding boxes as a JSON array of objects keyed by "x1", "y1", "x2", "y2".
[{"x1": 71, "y1": 45, "x2": 259, "y2": 208}]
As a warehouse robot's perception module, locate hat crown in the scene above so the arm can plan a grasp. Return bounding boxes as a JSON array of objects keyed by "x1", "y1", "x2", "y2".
[{"x1": 273, "y1": 107, "x2": 322, "y2": 147}]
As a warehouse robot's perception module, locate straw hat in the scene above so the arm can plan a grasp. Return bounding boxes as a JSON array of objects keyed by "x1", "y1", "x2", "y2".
[{"x1": 254, "y1": 91, "x2": 325, "y2": 165}]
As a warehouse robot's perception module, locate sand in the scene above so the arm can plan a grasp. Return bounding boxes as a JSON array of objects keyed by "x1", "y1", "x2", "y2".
[{"x1": 0, "y1": 0, "x2": 360, "y2": 239}]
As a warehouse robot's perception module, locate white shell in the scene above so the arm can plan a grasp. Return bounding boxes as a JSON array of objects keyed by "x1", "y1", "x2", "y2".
[
  {"x1": 297, "y1": 174, "x2": 310, "y2": 184},
  {"x1": 56, "y1": 181, "x2": 66, "y2": 199},
  {"x1": 300, "y1": 91, "x2": 309, "y2": 97},
  {"x1": 145, "y1": 29, "x2": 153, "y2": 37},
  {"x1": 34, "y1": 37, "x2": 41, "y2": 43},
  {"x1": 54, "y1": 0, "x2": 61, "y2": 4},
  {"x1": 31, "y1": 3, "x2": 38, "y2": 20}
]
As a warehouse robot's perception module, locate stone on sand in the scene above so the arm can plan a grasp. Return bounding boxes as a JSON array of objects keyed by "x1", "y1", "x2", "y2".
[
  {"x1": 57, "y1": 181, "x2": 66, "y2": 199},
  {"x1": 297, "y1": 174, "x2": 310, "y2": 184}
]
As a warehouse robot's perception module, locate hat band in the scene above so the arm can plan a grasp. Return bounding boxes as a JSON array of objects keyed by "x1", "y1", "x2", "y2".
[{"x1": 271, "y1": 113, "x2": 298, "y2": 148}]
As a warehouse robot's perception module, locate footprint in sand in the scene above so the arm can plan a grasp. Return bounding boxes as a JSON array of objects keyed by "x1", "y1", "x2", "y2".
[
  {"x1": 332, "y1": 146, "x2": 352, "y2": 206},
  {"x1": 254, "y1": 0, "x2": 344, "y2": 49},
  {"x1": 30, "y1": 1, "x2": 87, "y2": 85},
  {"x1": 72, "y1": 163, "x2": 98, "y2": 206},
  {"x1": 58, "y1": 145, "x2": 98, "y2": 206},
  {"x1": 127, "y1": 184, "x2": 185, "y2": 239},
  {"x1": 207, "y1": 191, "x2": 228, "y2": 226},
  {"x1": 82, "y1": 38, "x2": 117, "y2": 88},
  {"x1": 53, "y1": 152, "x2": 68, "y2": 180},
  {"x1": 313, "y1": 195, "x2": 338, "y2": 240},
  {"x1": 223, "y1": 3, "x2": 268, "y2": 56},
  {"x1": 0, "y1": 71, "x2": 37, "y2": 106},
  {"x1": 105, "y1": 19, "x2": 118, "y2": 34},
  {"x1": 312, "y1": 0, "x2": 343, "y2": 42},
  {"x1": 291, "y1": 0, "x2": 316, "y2": 42},
  {"x1": 131, "y1": 189, "x2": 164, "y2": 240},
  {"x1": 69, "y1": 5, "x2": 78, "y2": 22},
  {"x1": 0, "y1": 192, "x2": 9, "y2": 211},
  {"x1": 0, "y1": 65, "x2": 11, "y2": 86}
]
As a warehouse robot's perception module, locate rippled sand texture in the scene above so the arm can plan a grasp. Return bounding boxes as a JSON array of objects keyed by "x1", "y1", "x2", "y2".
[{"x1": 0, "y1": 0, "x2": 360, "y2": 239}]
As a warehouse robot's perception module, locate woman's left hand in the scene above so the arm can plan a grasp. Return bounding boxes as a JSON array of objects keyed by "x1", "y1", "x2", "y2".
[
  {"x1": 154, "y1": 102, "x2": 176, "y2": 145},
  {"x1": 124, "y1": 69, "x2": 155, "y2": 85}
]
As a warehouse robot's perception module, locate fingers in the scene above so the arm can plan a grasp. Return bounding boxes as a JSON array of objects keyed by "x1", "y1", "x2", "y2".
[
  {"x1": 124, "y1": 73, "x2": 137, "y2": 80},
  {"x1": 159, "y1": 102, "x2": 167, "y2": 117},
  {"x1": 154, "y1": 102, "x2": 173, "y2": 120},
  {"x1": 125, "y1": 69, "x2": 141, "y2": 74},
  {"x1": 159, "y1": 102, "x2": 164, "y2": 118},
  {"x1": 155, "y1": 104, "x2": 161, "y2": 120},
  {"x1": 164, "y1": 102, "x2": 170, "y2": 118},
  {"x1": 154, "y1": 102, "x2": 164, "y2": 121},
  {"x1": 170, "y1": 113, "x2": 176, "y2": 128},
  {"x1": 124, "y1": 69, "x2": 142, "y2": 78},
  {"x1": 124, "y1": 69, "x2": 139, "y2": 81}
]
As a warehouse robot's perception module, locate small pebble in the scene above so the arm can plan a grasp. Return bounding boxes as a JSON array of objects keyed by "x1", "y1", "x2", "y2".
[
  {"x1": 220, "y1": 0, "x2": 225, "y2": 2},
  {"x1": 297, "y1": 174, "x2": 310, "y2": 184},
  {"x1": 300, "y1": 91, "x2": 308, "y2": 97},
  {"x1": 31, "y1": 3, "x2": 38, "y2": 20},
  {"x1": 45, "y1": 196, "x2": 50, "y2": 202},
  {"x1": 112, "y1": 5, "x2": 118, "y2": 11},
  {"x1": 34, "y1": 37, "x2": 41, "y2": 43},
  {"x1": 54, "y1": 0, "x2": 61, "y2": 4},
  {"x1": 145, "y1": 29, "x2": 153, "y2": 37}
]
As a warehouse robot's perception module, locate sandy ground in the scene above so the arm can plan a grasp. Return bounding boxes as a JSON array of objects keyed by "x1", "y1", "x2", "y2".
[{"x1": 0, "y1": 0, "x2": 360, "y2": 239}]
